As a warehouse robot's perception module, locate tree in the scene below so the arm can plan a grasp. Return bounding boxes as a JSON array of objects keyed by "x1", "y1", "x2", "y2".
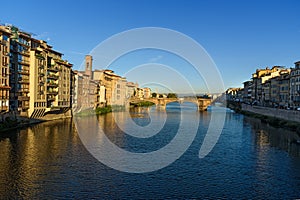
[
  {"x1": 152, "y1": 92, "x2": 157, "y2": 98},
  {"x1": 167, "y1": 93, "x2": 178, "y2": 98}
]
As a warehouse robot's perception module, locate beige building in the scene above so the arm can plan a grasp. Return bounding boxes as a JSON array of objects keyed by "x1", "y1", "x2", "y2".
[
  {"x1": 226, "y1": 88, "x2": 243, "y2": 101},
  {"x1": 251, "y1": 66, "x2": 285, "y2": 104},
  {"x1": 290, "y1": 61, "x2": 300, "y2": 108},
  {"x1": 94, "y1": 69, "x2": 127, "y2": 107},
  {"x1": 261, "y1": 80, "x2": 271, "y2": 105},
  {"x1": 28, "y1": 39, "x2": 72, "y2": 118},
  {"x1": 136, "y1": 88, "x2": 144, "y2": 99},
  {"x1": 72, "y1": 55, "x2": 103, "y2": 112},
  {"x1": 126, "y1": 82, "x2": 138, "y2": 99},
  {"x1": 278, "y1": 70, "x2": 290, "y2": 108},
  {"x1": 0, "y1": 26, "x2": 10, "y2": 113},
  {"x1": 113, "y1": 77, "x2": 127, "y2": 106},
  {"x1": 143, "y1": 87, "x2": 151, "y2": 99}
]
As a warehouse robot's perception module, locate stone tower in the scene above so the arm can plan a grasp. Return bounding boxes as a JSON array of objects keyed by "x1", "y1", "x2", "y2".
[{"x1": 85, "y1": 55, "x2": 93, "y2": 78}]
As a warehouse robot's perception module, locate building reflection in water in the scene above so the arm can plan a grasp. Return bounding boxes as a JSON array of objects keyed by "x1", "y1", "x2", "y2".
[
  {"x1": 244, "y1": 116, "x2": 300, "y2": 197},
  {"x1": 245, "y1": 117, "x2": 300, "y2": 157},
  {"x1": 0, "y1": 119, "x2": 77, "y2": 199}
]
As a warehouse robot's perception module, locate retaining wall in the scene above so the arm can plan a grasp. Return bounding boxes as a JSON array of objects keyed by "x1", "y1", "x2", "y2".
[{"x1": 242, "y1": 104, "x2": 300, "y2": 123}]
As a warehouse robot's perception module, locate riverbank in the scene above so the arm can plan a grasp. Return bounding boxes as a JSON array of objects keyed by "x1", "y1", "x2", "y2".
[
  {"x1": 0, "y1": 110, "x2": 72, "y2": 133},
  {"x1": 227, "y1": 101, "x2": 300, "y2": 133}
]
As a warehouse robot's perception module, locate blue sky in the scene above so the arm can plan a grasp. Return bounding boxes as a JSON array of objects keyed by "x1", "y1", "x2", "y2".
[{"x1": 1, "y1": 0, "x2": 300, "y2": 93}]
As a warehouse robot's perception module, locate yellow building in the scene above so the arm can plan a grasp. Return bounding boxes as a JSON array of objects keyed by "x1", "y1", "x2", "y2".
[
  {"x1": 94, "y1": 69, "x2": 127, "y2": 107},
  {"x1": 251, "y1": 66, "x2": 285, "y2": 104},
  {"x1": 0, "y1": 26, "x2": 10, "y2": 113},
  {"x1": 28, "y1": 39, "x2": 72, "y2": 118}
]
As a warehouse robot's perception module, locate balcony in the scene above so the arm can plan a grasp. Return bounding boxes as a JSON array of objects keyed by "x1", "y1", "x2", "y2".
[
  {"x1": 0, "y1": 85, "x2": 10, "y2": 89},
  {"x1": 18, "y1": 88, "x2": 29, "y2": 93},
  {"x1": 47, "y1": 66, "x2": 59, "y2": 72},
  {"x1": 18, "y1": 79, "x2": 30, "y2": 84},
  {"x1": 19, "y1": 51, "x2": 30, "y2": 56},
  {"x1": 18, "y1": 96, "x2": 30, "y2": 101},
  {"x1": 36, "y1": 54, "x2": 45, "y2": 60},
  {"x1": 47, "y1": 91, "x2": 58, "y2": 95},
  {"x1": 47, "y1": 82, "x2": 58, "y2": 87},
  {"x1": 47, "y1": 74, "x2": 59, "y2": 80},
  {"x1": 0, "y1": 106, "x2": 8, "y2": 111},
  {"x1": 47, "y1": 97, "x2": 56, "y2": 101},
  {"x1": 18, "y1": 69, "x2": 30, "y2": 75},
  {"x1": 18, "y1": 60, "x2": 30, "y2": 66},
  {"x1": 0, "y1": 95, "x2": 9, "y2": 100}
]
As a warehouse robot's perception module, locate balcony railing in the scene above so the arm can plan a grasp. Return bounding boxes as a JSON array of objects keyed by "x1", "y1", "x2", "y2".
[
  {"x1": 47, "y1": 66, "x2": 59, "y2": 72},
  {"x1": 47, "y1": 82, "x2": 58, "y2": 87},
  {"x1": 18, "y1": 96, "x2": 30, "y2": 101},
  {"x1": 18, "y1": 79, "x2": 30, "y2": 84},
  {"x1": 47, "y1": 97, "x2": 56, "y2": 101},
  {"x1": 0, "y1": 85, "x2": 10, "y2": 89},
  {"x1": 0, "y1": 95, "x2": 9, "y2": 100},
  {"x1": 47, "y1": 91, "x2": 58, "y2": 95},
  {"x1": 18, "y1": 60, "x2": 30, "y2": 66},
  {"x1": 0, "y1": 106, "x2": 8, "y2": 111},
  {"x1": 18, "y1": 88, "x2": 29, "y2": 93},
  {"x1": 47, "y1": 75, "x2": 59, "y2": 80},
  {"x1": 18, "y1": 69, "x2": 30, "y2": 75},
  {"x1": 36, "y1": 54, "x2": 45, "y2": 60},
  {"x1": 19, "y1": 50, "x2": 30, "y2": 56}
]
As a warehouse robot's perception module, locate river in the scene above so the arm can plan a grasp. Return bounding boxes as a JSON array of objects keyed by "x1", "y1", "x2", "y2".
[{"x1": 1, "y1": 102, "x2": 300, "y2": 199}]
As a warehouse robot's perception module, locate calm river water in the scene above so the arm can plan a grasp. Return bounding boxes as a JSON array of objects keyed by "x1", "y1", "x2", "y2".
[{"x1": 1, "y1": 102, "x2": 300, "y2": 199}]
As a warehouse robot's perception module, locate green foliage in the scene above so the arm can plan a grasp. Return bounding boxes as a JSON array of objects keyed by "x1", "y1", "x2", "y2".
[
  {"x1": 76, "y1": 105, "x2": 125, "y2": 116},
  {"x1": 131, "y1": 101, "x2": 155, "y2": 107},
  {"x1": 95, "y1": 105, "x2": 125, "y2": 115},
  {"x1": 95, "y1": 106, "x2": 112, "y2": 115},
  {"x1": 167, "y1": 93, "x2": 178, "y2": 98}
]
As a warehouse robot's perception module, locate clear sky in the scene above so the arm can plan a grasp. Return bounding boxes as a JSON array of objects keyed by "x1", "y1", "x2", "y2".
[{"x1": 1, "y1": 0, "x2": 300, "y2": 93}]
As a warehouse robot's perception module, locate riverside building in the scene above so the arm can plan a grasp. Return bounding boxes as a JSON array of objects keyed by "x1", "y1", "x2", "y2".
[{"x1": 0, "y1": 25, "x2": 73, "y2": 118}]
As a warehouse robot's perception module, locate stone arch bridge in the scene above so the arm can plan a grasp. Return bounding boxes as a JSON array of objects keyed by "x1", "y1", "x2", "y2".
[{"x1": 129, "y1": 97, "x2": 212, "y2": 111}]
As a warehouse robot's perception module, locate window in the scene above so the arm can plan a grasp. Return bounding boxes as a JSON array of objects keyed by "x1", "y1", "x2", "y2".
[{"x1": 2, "y1": 35, "x2": 8, "y2": 41}]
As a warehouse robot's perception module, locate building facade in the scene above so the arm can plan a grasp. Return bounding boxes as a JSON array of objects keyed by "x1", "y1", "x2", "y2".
[
  {"x1": 290, "y1": 61, "x2": 300, "y2": 108},
  {"x1": 0, "y1": 26, "x2": 10, "y2": 113},
  {"x1": 251, "y1": 66, "x2": 285, "y2": 105},
  {"x1": 0, "y1": 25, "x2": 73, "y2": 118}
]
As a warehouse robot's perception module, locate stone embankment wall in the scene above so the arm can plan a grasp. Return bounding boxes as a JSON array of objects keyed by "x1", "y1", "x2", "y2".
[{"x1": 242, "y1": 104, "x2": 300, "y2": 123}]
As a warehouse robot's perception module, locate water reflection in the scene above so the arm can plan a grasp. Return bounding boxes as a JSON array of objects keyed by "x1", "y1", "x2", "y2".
[
  {"x1": 0, "y1": 119, "x2": 79, "y2": 199},
  {"x1": 1, "y1": 110, "x2": 300, "y2": 198},
  {"x1": 245, "y1": 117, "x2": 300, "y2": 157}
]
